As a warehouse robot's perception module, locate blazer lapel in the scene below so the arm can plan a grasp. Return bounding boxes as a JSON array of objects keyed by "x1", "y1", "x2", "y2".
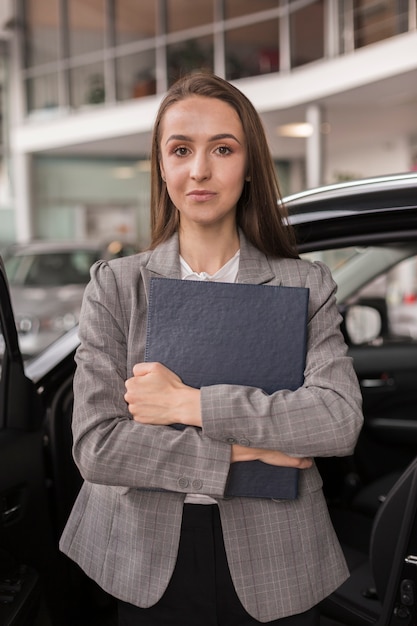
[
  {"x1": 237, "y1": 232, "x2": 279, "y2": 285},
  {"x1": 140, "y1": 230, "x2": 281, "y2": 299},
  {"x1": 141, "y1": 234, "x2": 182, "y2": 303}
]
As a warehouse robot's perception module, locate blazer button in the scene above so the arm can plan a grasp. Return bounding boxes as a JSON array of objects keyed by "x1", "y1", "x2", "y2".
[
  {"x1": 178, "y1": 477, "x2": 189, "y2": 488},
  {"x1": 238, "y1": 438, "x2": 250, "y2": 446},
  {"x1": 192, "y1": 480, "x2": 203, "y2": 490},
  {"x1": 225, "y1": 437, "x2": 236, "y2": 444}
]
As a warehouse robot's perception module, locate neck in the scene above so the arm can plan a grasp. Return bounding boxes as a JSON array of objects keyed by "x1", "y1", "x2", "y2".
[{"x1": 179, "y1": 226, "x2": 240, "y2": 275}]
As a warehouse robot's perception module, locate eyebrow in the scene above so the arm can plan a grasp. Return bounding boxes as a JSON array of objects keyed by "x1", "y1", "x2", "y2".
[{"x1": 165, "y1": 133, "x2": 241, "y2": 145}]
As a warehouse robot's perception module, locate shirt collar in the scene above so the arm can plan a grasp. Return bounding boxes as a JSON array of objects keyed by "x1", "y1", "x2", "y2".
[{"x1": 180, "y1": 250, "x2": 240, "y2": 283}]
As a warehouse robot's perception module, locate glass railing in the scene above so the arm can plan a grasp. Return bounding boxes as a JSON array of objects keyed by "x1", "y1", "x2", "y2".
[{"x1": 21, "y1": 0, "x2": 417, "y2": 116}]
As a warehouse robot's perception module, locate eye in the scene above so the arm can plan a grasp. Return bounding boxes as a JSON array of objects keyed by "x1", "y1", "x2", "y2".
[
  {"x1": 173, "y1": 146, "x2": 190, "y2": 157},
  {"x1": 215, "y1": 145, "x2": 232, "y2": 156}
]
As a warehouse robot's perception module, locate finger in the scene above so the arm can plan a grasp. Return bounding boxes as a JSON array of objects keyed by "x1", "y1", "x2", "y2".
[
  {"x1": 282, "y1": 455, "x2": 313, "y2": 469},
  {"x1": 132, "y1": 362, "x2": 155, "y2": 377},
  {"x1": 133, "y1": 363, "x2": 151, "y2": 376},
  {"x1": 132, "y1": 361, "x2": 170, "y2": 377},
  {"x1": 125, "y1": 375, "x2": 136, "y2": 390},
  {"x1": 297, "y1": 457, "x2": 313, "y2": 469}
]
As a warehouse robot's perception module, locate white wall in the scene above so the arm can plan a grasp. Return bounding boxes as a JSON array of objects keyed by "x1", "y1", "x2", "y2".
[{"x1": 324, "y1": 134, "x2": 411, "y2": 184}]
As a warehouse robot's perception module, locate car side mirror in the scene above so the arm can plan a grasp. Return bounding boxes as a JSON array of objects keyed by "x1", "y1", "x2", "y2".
[{"x1": 345, "y1": 304, "x2": 382, "y2": 345}]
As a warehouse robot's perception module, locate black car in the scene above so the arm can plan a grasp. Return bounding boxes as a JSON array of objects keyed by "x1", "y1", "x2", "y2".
[{"x1": 1, "y1": 172, "x2": 417, "y2": 625}]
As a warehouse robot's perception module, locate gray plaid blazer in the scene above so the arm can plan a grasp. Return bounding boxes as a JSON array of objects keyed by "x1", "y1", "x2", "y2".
[{"x1": 59, "y1": 232, "x2": 363, "y2": 622}]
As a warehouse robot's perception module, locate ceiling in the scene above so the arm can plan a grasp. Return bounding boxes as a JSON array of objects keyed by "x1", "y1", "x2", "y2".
[
  {"x1": 263, "y1": 67, "x2": 417, "y2": 159},
  {"x1": 42, "y1": 66, "x2": 417, "y2": 165}
]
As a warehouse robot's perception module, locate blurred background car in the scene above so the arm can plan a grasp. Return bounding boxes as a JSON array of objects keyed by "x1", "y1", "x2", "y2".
[{"x1": 2, "y1": 239, "x2": 138, "y2": 358}]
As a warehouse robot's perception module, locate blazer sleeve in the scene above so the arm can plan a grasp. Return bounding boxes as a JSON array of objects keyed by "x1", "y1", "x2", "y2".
[
  {"x1": 200, "y1": 260, "x2": 364, "y2": 458},
  {"x1": 71, "y1": 260, "x2": 231, "y2": 497}
]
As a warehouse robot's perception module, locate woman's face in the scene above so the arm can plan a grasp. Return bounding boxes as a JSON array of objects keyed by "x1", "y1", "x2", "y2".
[{"x1": 159, "y1": 95, "x2": 248, "y2": 232}]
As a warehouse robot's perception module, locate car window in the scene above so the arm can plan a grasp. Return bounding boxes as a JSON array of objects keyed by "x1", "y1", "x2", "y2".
[
  {"x1": 301, "y1": 247, "x2": 363, "y2": 273},
  {"x1": 350, "y1": 255, "x2": 417, "y2": 341},
  {"x1": 301, "y1": 246, "x2": 417, "y2": 344},
  {"x1": 5, "y1": 251, "x2": 99, "y2": 287}
]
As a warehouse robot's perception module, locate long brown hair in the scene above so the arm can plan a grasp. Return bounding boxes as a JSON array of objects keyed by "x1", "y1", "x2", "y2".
[{"x1": 150, "y1": 72, "x2": 298, "y2": 259}]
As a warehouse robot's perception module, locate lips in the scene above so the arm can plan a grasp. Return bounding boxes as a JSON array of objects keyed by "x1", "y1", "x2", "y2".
[{"x1": 186, "y1": 190, "x2": 217, "y2": 202}]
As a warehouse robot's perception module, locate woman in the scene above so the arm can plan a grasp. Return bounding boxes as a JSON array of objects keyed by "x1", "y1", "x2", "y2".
[{"x1": 60, "y1": 72, "x2": 363, "y2": 625}]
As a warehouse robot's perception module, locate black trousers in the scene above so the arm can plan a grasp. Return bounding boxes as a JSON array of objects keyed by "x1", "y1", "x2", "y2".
[{"x1": 118, "y1": 504, "x2": 320, "y2": 626}]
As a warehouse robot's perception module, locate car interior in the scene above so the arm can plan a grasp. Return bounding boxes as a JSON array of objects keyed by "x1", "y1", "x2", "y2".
[
  {"x1": 320, "y1": 455, "x2": 417, "y2": 625},
  {"x1": 301, "y1": 240, "x2": 417, "y2": 626}
]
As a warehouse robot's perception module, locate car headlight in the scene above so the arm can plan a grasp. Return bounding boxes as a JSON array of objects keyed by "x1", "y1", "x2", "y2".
[
  {"x1": 49, "y1": 312, "x2": 78, "y2": 332},
  {"x1": 15, "y1": 315, "x2": 39, "y2": 335},
  {"x1": 15, "y1": 312, "x2": 79, "y2": 335}
]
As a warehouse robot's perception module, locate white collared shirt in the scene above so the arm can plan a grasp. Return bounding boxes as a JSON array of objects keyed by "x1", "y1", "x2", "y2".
[{"x1": 180, "y1": 249, "x2": 240, "y2": 283}]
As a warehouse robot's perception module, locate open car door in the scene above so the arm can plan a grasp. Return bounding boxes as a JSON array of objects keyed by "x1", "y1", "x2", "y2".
[{"x1": 0, "y1": 256, "x2": 55, "y2": 625}]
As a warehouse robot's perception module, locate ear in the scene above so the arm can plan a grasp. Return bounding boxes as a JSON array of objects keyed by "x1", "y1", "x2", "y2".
[{"x1": 160, "y1": 161, "x2": 166, "y2": 182}]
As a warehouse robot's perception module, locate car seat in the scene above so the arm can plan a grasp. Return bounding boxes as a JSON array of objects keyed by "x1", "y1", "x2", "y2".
[
  {"x1": 320, "y1": 456, "x2": 417, "y2": 625},
  {"x1": 350, "y1": 471, "x2": 403, "y2": 518}
]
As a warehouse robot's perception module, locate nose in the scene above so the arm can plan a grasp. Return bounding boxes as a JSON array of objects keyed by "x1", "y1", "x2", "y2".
[{"x1": 190, "y1": 151, "x2": 210, "y2": 182}]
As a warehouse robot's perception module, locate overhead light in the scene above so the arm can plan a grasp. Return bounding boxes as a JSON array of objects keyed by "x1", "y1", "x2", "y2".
[
  {"x1": 276, "y1": 123, "x2": 313, "y2": 138},
  {"x1": 276, "y1": 122, "x2": 332, "y2": 137}
]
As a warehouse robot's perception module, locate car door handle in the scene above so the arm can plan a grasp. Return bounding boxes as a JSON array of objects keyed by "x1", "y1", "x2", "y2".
[
  {"x1": 1, "y1": 490, "x2": 23, "y2": 525},
  {"x1": 360, "y1": 377, "x2": 395, "y2": 388},
  {"x1": 1, "y1": 504, "x2": 22, "y2": 524}
]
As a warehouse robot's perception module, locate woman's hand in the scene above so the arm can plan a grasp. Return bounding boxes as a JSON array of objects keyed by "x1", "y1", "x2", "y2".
[
  {"x1": 125, "y1": 363, "x2": 312, "y2": 469},
  {"x1": 124, "y1": 362, "x2": 202, "y2": 427},
  {"x1": 231, "y1": 444, "x2": 313, "y2": 469}
]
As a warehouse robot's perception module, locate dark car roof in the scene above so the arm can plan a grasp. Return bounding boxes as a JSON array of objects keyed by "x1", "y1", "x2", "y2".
[
  {"x1": 2, "y1": 239, "x2": 139, "y2": 265},
  {"x1": 284, "y1": 172, "x2": 417, "y2": 221},
  {"x1": 4, "y1": 240, "x2": 104, "y2": 255},
  {"x1": 283, "y1": 173, "x2": 417, "y2": 251}
]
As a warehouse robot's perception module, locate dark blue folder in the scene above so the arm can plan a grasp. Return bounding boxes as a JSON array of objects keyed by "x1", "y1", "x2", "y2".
[{"x1": 145, "y1": 277, "x2": 309, "y2": 500}]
